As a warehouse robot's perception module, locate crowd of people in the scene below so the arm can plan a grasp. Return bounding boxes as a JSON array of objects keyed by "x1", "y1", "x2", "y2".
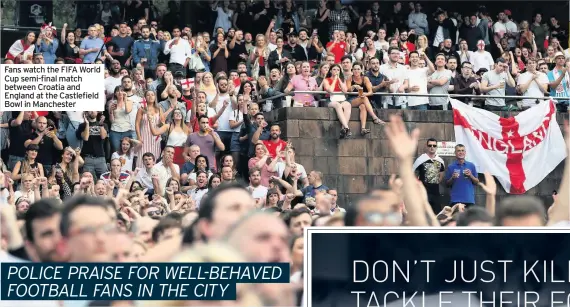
[{"x1": 1, "y1": 0, "x2": 569, "y2": 306}]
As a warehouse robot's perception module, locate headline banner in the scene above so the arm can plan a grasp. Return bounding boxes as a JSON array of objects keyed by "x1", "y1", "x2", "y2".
[
  {"x1": 1, "y1": 262, "x2": 289, "y2": 301},
  {"x1": 306, "y1": 228, "x2": 570, "y2": 307}
]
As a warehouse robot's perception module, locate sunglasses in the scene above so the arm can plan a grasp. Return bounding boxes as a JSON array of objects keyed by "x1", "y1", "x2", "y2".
[{"x1": 427, "y1": 144, "x2": 437, "y2": 148}]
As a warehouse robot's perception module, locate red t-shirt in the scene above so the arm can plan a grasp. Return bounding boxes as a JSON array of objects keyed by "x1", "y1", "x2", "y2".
[
  {"x1": 326, "y1": 41, "x2": 347, "y2": 63},
  {"x1": 262, "y1": 139, "x2": 288, "y2": 159}
]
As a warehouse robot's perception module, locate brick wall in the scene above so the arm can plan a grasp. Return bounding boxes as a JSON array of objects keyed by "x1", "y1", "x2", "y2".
[{"x1": 265, "y1": 107, "x2": 568, "y2": 208}]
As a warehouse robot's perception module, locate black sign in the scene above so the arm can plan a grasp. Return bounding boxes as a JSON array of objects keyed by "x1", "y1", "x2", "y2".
[{"x1": 18, "y1": 0, "x2": 53, "y2": 27}]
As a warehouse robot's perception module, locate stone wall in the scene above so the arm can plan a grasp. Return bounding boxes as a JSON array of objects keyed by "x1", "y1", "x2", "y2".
[{"x1": 265, "y1": 107, "x2": 568, "y2": 208}]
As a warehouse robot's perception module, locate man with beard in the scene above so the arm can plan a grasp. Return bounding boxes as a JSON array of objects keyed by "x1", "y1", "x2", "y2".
[
  {"x1": 120, "y1": 76, "x2": 142, "y2": 139},
  {"x1": 104, "y1": 60, "x2": 122, "y2": 99},
  {"x1": 7, "y1": 111, "x2": 34, "y2": 170},
  {"x1": 244, "y1": 32, "x2": 255, "y2": 54},
  {"x1": 159, "y1": 84, "x2": 186, "y2": 123},
  {"x1": 229, "y1": 30, "x2": 248, "y2": 72},
  {"x1": 189, "y1": 170, "x2": 209, "y2": 208},
  {"x1": 24, "y1": 116, "x2": 63, "y2": 175},
  {"x1": 366, "y1": 57, "x2": 390, "y2": 109},
  {"x1": 252, "y1": 122, "x2": 287, "y2": 159},
  {"x1": 108, "y1": 22, "x2": 134, "y2": 67},
  {"x1": 77, "y1": 112, "x2": 108, "y2": 179},
  {"x1": 297, "y1": 29, "x2": 309, "y2": 59},
  {"x1": 132, "y1": 25, "x2": 163, "y2": 78},
  {"x1": 248, "y1": 168, "x2": 268, "y2": 200},
  {"x1": 186, "y1": 115, "x2": 225, "y2": 172},
  {"x1": 284, "y1": 32, "x2": 308, "y2": 62},
  {"x1": 209, "y1": 77, "x2": 236, "y2": 162}
]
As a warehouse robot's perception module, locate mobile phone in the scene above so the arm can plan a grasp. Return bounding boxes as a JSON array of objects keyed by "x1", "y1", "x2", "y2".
[{"x1": 312, "y1": 29, "x2": 318, "y2": 36}]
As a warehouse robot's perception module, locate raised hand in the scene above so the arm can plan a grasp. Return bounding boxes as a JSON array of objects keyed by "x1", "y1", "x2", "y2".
[{"x1": 478, "y1": 171, "x2": 497, "y2": 196}]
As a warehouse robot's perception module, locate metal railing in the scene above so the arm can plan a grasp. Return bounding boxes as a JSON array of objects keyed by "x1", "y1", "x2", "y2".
[{"x1": 288, "y1": 91, "x2": 570, "y2": 101}]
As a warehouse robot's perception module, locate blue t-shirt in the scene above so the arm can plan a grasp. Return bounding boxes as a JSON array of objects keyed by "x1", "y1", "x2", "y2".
[
  {"x1": 444, "y1": 160, "x2": 477, "y2": 204},
  {"x1": 302, "y1": 184, "x2": 329, "y2": 204},
  {"x1": 80, "y1": 37, "x2": 106, "y2": 63},
  {"x1": 547, "y1": 69, "x2": 569, "y2": 104}
]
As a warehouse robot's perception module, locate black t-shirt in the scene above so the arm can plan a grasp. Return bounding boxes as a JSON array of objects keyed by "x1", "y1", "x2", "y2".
[
  {"x1": 8, "y1": 119, "x2": 33, "y2": 158},
  {"x1": 109, "y1": 35, "x2": 135, "y2": 65},
  {"x1": 28, "y1": 132, "x2": 55, "y2": 165},
  {"x1": 253, "y1": 4, "x2": 277, "y2": 35},
  {"x1": 76, "y1": 122, "x2": 108, "y2": 158},
  {"x1": 229, "y1": 41, "x2": 248, "y2": 70},
  {"x1": 415, "y1": 159, "x2": 445, "y2": 195},
  {"x1": 283, "y1": 44, "x2": 308, "y2": 62}
]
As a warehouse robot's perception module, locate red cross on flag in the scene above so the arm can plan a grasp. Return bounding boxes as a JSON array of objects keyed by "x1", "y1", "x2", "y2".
[
  {"x1": 451, "y1": 98, "x2": 567, "y2": 194},
  {"x1": 181, "y1": 78, "x2": 195, "y2": 90}
]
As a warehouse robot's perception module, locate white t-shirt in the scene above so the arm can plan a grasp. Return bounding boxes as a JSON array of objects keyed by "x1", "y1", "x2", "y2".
[
  {"x1": 126, "y1": 94, "x2": 142, "y2": 132},
  {"x1": 517, "y1": 71, "x2": 549, "y2": 107},
  {"x1": 214, "y1": 94, "x2": 233, "y2": 132},
  {"x1": 250, "y1": 185, "x2": 268, "y2": 200},
  {"x1": 275, "y1": 162, "x2": 308, "y2": 180},
  {"x1": 470, "y1": 51, "x2": 494, "y2": 73},
  {"x1": 111, "y1": 151, "x2": 135, "y2": 172},
  {"x1": 67, "y1": 111, "x2": 84, "y2": 123},
  {"x1": 188, "y1": 187, "x2": 209, "y2": 209},
  {"x1": 228, "y1": 109, "x2": 244, "y2": 132},
  {"x1": 406, "y1": 67, "x2": 429, "y2": 106},
  {"x1": 104, "y1": 75, "x2": 122, "y2": 97},
  {"x1": 152, "y1": 161, "x2": 180, "y2": 193},
  {"x1": 379, "y1": 63, "x2": 409, "y2": 106}
]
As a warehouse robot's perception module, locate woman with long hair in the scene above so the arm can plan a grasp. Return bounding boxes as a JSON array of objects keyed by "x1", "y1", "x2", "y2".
[
  {"x1": 59, "y1": 24, "x2": 80, "y2": 64},
  {"x1": 219, "y1": 154, "x2": 239, "y2": 179},
  {"x1": 277, "y1": 0, "x2": 299, "y2": 33},
  {"x1": 274, "y1": 62, "x2": 297, "y2": 93},
  {"x1": 207, "y1": 174, "x2": 222, "y2": 190},
  {"x1": 268, "y1": 37, "x2": 293, "y2": 71},
  {"x1": 248, "y1": 143, "x2": 278, "y2": 187},
  {"x1": 135, "y1": 90, "x2": 163, "y2": 168},
  {"x1": 315, "y1": 63, "x2": 330, "y2": 88},
  {"x1": 5, "y1": 31, "x2": 36, "y2": 63},
  {"x1": 346, "y1": 61, "x2": 384, "y2": 135},
  {"x1": 323, "y1": 64, "x2": 352, "y2": 138},
  {"x1": 198, "y1": 72, "x2": 218, "y2": 103},
  {"x1": 285, "y1": 61, "x2": 319, "y2": 107},
  {"x1": 131, "y1": 67, "x2": 147, "y2": 97},
  {"x1": 111, "y1": 137, "x2": 142, "y2": 172},
  {"x1": 210, "y1": 32, "x2": 229, "y2": 76},
  {"x1": 12, "y1": 144, "x2": 43, "y2": 182},
  {"x1": 307, "y1": 34, "x2": 324, "y2": 65},
  {"x1": 356, "y1": 37, "x2": 383, "y2": 66},
  {"x1": 51, "y1": 147, "x2": 82, "y2": 199},
  {"x1": 36, "y1": 23, "x2": 59, "y2": 64},
  {"x1": 232, "y1": 1, "x2": 252, "y2": 34},
  {"x1": 150, "y1": 108, "x2": 190, "y2": 168},
  {"x1": 237, "y1": 80, "x2": 255, "y2": 103},
  {"x1": 358, "y1": 9, "x2": 376, "y2": 39},
  {"x1": 109, "y1": 86, "x2": 134, "y2": 153},
  {"x1": 188, "y1": 155, "x2": 214, "y2": 187},
  {"x1": 251, "y1": 34, "x2": 270, "y2": 78}
]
